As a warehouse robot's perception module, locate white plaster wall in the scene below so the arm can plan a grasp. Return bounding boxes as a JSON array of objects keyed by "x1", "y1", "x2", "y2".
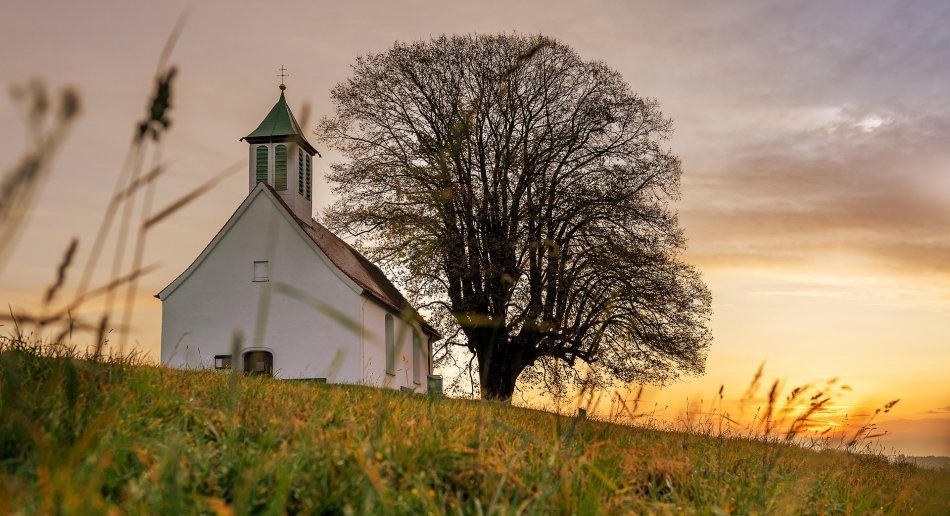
[
  {"x1": 160, "y1": 190, "x2": 363, "y2": 382},
  {"x1": 361, "y1": 299, "x2": 431, "y2": 392}
]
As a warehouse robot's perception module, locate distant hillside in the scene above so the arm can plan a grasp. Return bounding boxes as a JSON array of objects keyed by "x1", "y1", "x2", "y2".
[
  {"x1": 904, "y1": 456, "x2": 950, "y2": 471},
  {"x1": 2, "y1": 341, "x2": 949, "y2": 514}
]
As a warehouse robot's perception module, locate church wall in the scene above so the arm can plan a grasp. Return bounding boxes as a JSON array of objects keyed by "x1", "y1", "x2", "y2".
[
  {"x1": 361, "y1": 299, "x2": 428, "y2": 392},
  {"x1": 160, "y1": 191, "x2": 364, "y2": 382}
]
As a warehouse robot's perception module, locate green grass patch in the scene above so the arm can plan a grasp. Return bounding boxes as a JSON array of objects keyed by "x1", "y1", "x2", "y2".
[{"x1": 1, "y1": 339, "x2": 948, "y2": 514}]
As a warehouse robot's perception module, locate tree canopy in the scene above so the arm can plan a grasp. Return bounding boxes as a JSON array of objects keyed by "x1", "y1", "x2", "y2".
[{"x1": 319, "y1": 33, "x2": 712, "y2": 401}]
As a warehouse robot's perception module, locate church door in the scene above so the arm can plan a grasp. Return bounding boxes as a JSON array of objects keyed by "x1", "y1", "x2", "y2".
[{"x1": 243, "y1": 350, "x2": 274, "y2": 376}]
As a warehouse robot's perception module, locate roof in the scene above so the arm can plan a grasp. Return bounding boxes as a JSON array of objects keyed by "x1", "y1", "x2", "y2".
[
  {"x1": 263, "y1": 185, "x2": 439, "y2": 338},
  {"x1": 242, "y1": 89, "x2": 319, "y2": 155},
  {"x1": 157, "y1": 183, "x2": 439, "y2": 339}
]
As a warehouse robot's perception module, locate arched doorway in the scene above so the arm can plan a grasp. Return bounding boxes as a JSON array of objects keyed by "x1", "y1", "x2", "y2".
[{"x1": 243, "y1": 350, "x2": 273, "y2": 376}]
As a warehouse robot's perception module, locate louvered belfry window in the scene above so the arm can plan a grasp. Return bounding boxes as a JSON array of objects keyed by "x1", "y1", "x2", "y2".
[
  {"x1": 255, "y1": 146, "x2": 268, "y2": 183},
  {"x1": 297, "y1": 149, "x2": 304, "y2": 195},
  {"x1": 305, "y1": 155, "x2": 312, "y2": 200},
  {"x1": 274, "y1": 144, "x2": 287, "y2": 190}
]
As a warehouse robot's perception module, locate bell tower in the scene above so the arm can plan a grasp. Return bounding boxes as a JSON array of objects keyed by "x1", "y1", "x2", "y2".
[{"x1": 241, "y1": 67, "x2": 319, "y2": 222}]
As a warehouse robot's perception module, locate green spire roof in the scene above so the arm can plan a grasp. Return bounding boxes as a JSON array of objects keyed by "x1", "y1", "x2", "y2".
[{"x1": 243, "y1": 88, "x2": 318, "y2": 155}]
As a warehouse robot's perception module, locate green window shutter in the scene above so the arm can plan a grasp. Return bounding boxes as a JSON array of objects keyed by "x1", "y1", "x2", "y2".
[
  {"x1": 274, "y1": 145, "x2": 287, "y2": 190},
  {"x1": 255, "y1": 146, "x2": 268, "y2": 183},
  {"x1": 305, "y1": 155, "x2": 312, "y2": 200},
  {"x1": 298, "y1": 149, "x2": 304, "y2": 195}
]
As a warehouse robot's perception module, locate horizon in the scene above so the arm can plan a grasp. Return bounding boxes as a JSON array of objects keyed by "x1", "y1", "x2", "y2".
[{"x1": 1, "y1": 0, "x2": 948, "y2": 457}]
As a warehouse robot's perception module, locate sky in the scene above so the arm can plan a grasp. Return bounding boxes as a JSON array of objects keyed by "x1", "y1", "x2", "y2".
[{"x1": 1, "y1": 0, "x2": 948, "y2": 456}]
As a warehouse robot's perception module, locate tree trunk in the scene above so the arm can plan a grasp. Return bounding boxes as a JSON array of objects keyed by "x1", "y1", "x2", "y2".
[{"x1": 476, "y1": 340, "x2": 532, "y2": 402}]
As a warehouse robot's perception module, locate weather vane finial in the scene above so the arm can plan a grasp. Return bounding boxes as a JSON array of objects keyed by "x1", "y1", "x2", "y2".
[{"x1": 277, "y1": 65, "x2": 289, "y2": 90}]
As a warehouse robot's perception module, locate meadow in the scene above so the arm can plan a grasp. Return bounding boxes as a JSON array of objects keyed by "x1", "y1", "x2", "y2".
[{"x1": 1, "y1": 336, "x2": 947, "y2": 514}]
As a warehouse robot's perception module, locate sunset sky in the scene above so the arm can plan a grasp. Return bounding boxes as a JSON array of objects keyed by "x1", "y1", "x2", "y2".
[{"x1": 1, "y1": 0, "x2": 947, "y2": 456}]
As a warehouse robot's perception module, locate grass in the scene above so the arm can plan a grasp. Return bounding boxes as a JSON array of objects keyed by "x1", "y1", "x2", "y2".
[{"x1": 2, "y1": 337, "x2": 948, "y2": 514}]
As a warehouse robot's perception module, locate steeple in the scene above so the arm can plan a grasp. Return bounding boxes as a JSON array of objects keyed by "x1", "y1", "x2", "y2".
[{"x1": 242, "y1": 74, "x2": 318, "y2": 221}]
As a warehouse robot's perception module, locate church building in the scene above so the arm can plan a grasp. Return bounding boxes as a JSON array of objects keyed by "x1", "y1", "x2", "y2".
[{"x1": 157, "y1": 84, "x2": 439, "y2": 392}]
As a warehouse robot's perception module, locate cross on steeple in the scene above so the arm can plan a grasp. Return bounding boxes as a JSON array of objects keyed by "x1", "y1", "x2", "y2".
[{"x1": 277, "y1": 65, "x2": 289, "y2": 90}]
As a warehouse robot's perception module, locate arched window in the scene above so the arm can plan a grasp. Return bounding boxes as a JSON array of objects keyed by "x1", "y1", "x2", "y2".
[
  {"x1": 274, "y1": 144, "x2": 287, "y2": 190},
  {"x1": 305, "y1": 155, "x2": 312, "y2": 200},
  {"x1": 412, "y1": 331, "x2": 423, "y2": 384},
  {"x1": 385, "y1": 314, "x2": 395, "y2": 375},
  {"x1": 243, "y1": 350, "x2": 273, "y2": 376},
  {"x1": 297, "y1": 149, "x2": 304, "y2": 195},
  {"x1": 255, "y1": 146, "x2": 268, "y2": 184}
]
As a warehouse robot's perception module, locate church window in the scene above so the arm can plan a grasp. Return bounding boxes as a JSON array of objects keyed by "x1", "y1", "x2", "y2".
[
  {"x1": 298, "y1": 149, "x2": 304, "y2": 195},
  {"x1": 274, "y1": 144, "x2": 287, "y2": 190},
  {"x1": 255, "y1": 146, "x2": 268, "y2": 183},
  {"x1": 214, "y1": 354, "x2": 232, "y2": 370},
  {"x1": 243, "y1": 350, "x2": 273, "y2": 376},
  {"x1": 305, "y1": 155, "x2": 312, "y2": 200},
  {"x1": 385, "y1": 314, "x2": 395, "y2": 375},
  {"x1": 253, "y1": 261, "x2": 269, "y2": 282},
  {"x1": 412, "y1": 331, "x2": 423, "y2": 384}
]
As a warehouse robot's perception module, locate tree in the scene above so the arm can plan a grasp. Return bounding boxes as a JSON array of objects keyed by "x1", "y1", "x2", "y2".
[{"x1": 319, "y1": 34, "x2": 712, "y2": 401}]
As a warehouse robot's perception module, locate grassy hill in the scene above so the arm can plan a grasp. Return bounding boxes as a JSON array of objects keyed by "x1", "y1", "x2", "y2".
[{"x1": 1, "y1": 340, "x2": 948, "y2": 514}]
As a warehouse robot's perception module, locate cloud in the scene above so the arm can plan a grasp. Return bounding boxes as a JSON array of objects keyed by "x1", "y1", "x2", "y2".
[
  {"x1": 925, "y1": 405, "x2": 950, "y2": 415},
  {"x1": 612, "y1": 1, "x2": 950, "y2": 283},
  {"x1": 681, "y1": 108, "x2": 950, "y2": 277}
]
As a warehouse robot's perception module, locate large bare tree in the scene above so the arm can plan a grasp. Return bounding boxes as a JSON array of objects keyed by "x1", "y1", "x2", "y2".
[{"x1": 319, "y1": 34, "x2": 712, "y2": 401}]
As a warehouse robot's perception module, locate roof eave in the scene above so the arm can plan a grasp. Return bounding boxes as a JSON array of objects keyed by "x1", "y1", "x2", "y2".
[{"x1": 240, "y1": 134, "x2": 320, "y2": 157}]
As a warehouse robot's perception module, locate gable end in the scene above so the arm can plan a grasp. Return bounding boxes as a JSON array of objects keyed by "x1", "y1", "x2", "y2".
[{"x1": 156, "y1": 184, "x2": 362, "y2": 301}]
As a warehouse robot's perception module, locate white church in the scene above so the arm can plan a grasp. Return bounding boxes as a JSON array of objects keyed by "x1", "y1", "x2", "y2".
[{"x1": 158, "y1": 84, "x2": 440, "y2": 392}]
